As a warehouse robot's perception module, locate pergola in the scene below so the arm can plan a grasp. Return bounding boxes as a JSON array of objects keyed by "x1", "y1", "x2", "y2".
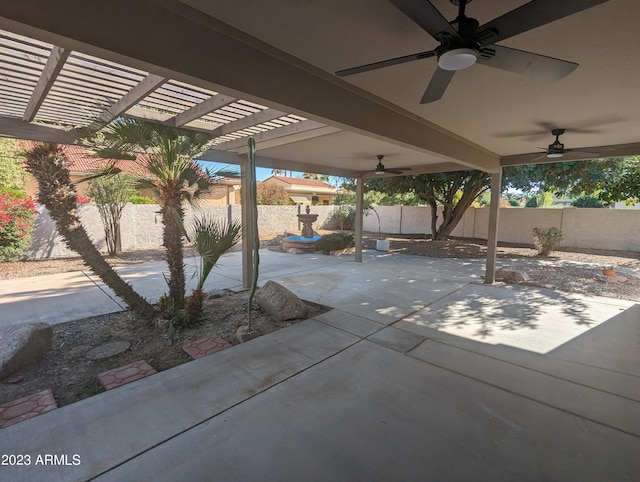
[{"x1": 1, "y1": 0, "x2": 639, "y2": 285}]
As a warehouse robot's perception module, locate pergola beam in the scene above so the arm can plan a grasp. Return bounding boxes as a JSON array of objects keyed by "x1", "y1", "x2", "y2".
[
  {"x1": 168, "y1": 94, "x2": 236, "y2": 127},
  {"x1": 233, "y1": 126, "x2": 341, "y2": 154},
  {"x1": 22, "y1": 45, "x2": 70, "y2": 122},
  {"x1": 213, "y1": 120, "x2": 328, "y2": 151},
  {"x1": 209, "y1": 109, "x2": 288, "y2": 138},
  {"x1": 200, "y1": 148, "x2": 359, "y2": 178},
  {"x1": 86, "y1": 74, "x2": 167, "y2": 131},
  {"x1": 0, "y1": 116, "x2": 77, "y2": 143}
]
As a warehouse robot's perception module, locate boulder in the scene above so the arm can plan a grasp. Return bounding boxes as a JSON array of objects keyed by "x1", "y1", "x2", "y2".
[
  {"x1": 255, "y1": 281, "x2": 308, "y2": 321},
  {"x1": 495, "y1": 269, "x2": 530, "y2": 283},
  {"x1": 0, "y1": 323, "x2": 53, "y2": 380}
]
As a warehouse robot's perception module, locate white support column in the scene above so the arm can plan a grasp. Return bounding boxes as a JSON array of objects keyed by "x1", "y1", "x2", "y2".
[
  {"x1": 485, "y1": 169, "x2": 503, "y2": 284},
  {"x1": 354, "y1": 176, "x2": 364, "y2": 263},
  {"x1": 240, "y1": 157, "x2": 252, "y2": 288}
]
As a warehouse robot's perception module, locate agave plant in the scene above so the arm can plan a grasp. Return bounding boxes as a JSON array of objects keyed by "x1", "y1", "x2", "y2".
[{"x1": 184, "y1": 214, "x2": 242, "y2": 324}]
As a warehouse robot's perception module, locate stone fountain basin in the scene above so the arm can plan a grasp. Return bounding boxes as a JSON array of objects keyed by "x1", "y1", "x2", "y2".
[{"x1": 282, "y1": 235, "x2": 321, "y2": 253}]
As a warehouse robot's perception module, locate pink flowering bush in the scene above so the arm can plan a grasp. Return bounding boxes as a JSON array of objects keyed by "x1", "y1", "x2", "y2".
[{"x1": 0, "y1": 193, "x2": 38, "y2": 261}]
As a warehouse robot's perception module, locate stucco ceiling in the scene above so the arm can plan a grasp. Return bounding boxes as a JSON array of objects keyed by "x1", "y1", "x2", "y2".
[{"x1": 0, "y1": 0, "x2": 638, "y2": 176}]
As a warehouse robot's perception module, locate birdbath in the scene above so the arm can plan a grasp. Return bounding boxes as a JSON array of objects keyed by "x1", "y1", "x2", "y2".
[{"x1": 297, "y1": 205, "x2": 319, "y2": 238}]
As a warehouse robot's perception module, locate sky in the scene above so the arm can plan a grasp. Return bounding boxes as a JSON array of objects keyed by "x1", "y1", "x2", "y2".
[{"x1": 197, "y1": 160, "x2": 342, "y2": 185}]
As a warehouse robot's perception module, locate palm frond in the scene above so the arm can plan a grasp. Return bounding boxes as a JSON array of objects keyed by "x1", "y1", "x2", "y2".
[{"x1": 190, "y1": 216, "x2": 242, "y2": 290}]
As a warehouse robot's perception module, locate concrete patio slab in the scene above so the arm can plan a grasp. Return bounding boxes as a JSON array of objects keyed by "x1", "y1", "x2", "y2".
[
  {"x1": 407, "y1": 338, "x2": 640, "y2": 437},
  {"x1": 367, "y1": 326, "x2": 426, "y2": 353},
  {"x1": 389, "y1": 318, "x2": 640, "y2": 403},
  {"x1": 0, "y1": 250, "x2": 638, "y2": 481},
  {"x1": 94, "y1": 341, "x2": 639, "y2": 481},
  {"x1": 396, "y1": 282, "x2": 634, "y2": 354},
  {"x1": 312, "y1": 309, "x2": 384, "y2": 338}
]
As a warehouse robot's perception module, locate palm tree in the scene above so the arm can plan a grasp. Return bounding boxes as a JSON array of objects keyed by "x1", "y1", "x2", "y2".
[
  {"x1": 86, "y1": 119, "x2": 224, "y2": 312},
  {"x1": 302, "y1": 172, "x2": 330, "y2": 182},
  {"x1": 183, "y1": 214, "x2": 242, "y2": 324},
  {"x1": 23, "y1": 142, "x2": 156, "y2": 319}
]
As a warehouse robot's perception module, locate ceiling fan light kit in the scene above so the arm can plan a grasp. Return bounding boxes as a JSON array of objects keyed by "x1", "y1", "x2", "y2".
[
  {"x1": 336, "y1": 0, "x2": 610, "y2": 103},
  {"x1": 438, "y1": 47, "x2": 478, "y2": 70}
]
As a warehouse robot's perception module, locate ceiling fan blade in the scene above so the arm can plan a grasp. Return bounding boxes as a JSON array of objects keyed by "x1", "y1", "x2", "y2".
[
  {"x1": 385, "y1": 167, "x2": 412, "y2": 174},
  {"x1": 388, "y1": 0, "x2": 459, "y2": 41},
  {"x1": 420, "y1": 67, "x2": 455, "y2": 104},
  {"x1": 528, "y1": 153, "x2": 551, "y2": 163},
  {"x1": 336, "y1": 50, "x2": 437, "y2": 76},
  {"x1": 477, "y1": 45, "x2": 577, "y2": 81},
  {"x1": 565, "y1": 147, "x2": 616, "y2": 158},
  {"x1": 477, "y1": 0, "x2": 611, "y2": 46}
]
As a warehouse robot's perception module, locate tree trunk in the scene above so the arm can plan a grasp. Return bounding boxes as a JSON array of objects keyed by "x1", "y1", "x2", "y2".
[
  {"x1": 24, "y1": 143, "x2": 156, "y2": 319},
  {"x1": 423, "y1": 185, "x2": 488, "y2": 241},
  {"x1": 161, "y1": 184, "x2": 185, "y2": 311}
]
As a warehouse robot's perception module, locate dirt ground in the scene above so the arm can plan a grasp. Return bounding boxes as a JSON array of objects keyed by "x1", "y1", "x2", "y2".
[
  {"x1": 1, "y1": 231, "x2": 638, "y2": 411},
  {"x1": 0, "y1": 290, "x2": 327, "y2": 408}
]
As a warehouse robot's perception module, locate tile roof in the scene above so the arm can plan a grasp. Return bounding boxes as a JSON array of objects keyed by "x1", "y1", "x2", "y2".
[{"x1": 19, "y1": 141, "x2": 150, "y2": 177}]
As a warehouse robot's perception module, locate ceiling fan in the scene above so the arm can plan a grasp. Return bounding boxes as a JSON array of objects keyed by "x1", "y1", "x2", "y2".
[
  {"x1": 531, "y1": 129, "x2": 614, "y2": 161},
  {"x1": 372, "y1": 155, "x2": 412, "y2": 174},
  {"x1": 336, "y1": 0, "x2": 610, "y2": 104}
]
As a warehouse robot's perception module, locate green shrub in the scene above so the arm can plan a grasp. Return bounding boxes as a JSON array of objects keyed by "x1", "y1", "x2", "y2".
[
  {"x1": 331, "y1": 206, "x2": 355, "y2": 230},
  {"x1": 571, "y1": 195, "x2": 604, "y2": 208},
  {"x1": 525, "y1": 196, "x2": 538, "y2": 208},
  {"x1": 532, "y1": 227, "x2": 565, "y2": 256},
  {"x1": 0, "y1": 193, "x2": 38, "y2": 261},
  {"x1": 129, "y1": 194, "x2": 156, "y2": 204},
  {"x1": 315, "y1": 232, "x2": 354, "y2": 255}
]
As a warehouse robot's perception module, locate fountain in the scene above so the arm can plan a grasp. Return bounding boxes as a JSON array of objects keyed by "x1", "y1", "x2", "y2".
[{"x1": 282, "y1": 206, "x2": 321, "y2": 253}]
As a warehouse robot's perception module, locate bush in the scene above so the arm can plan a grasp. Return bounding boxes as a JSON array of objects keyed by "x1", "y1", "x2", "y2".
[
  {"x1": 129, "y1": 194, "x2": 156, "y2": 204},
  {"x1": 0, "y1": 194, "x2": 37, "y2": 261},
  {"x1": 525, "y1": 197, "x2": 538, "y2": 208},
  {"x1": 256, "y1": 183, "x2": 290, "y2": 205},
  {"x1": 571, "y1": 195, "x2": 604, "y2": 208},
  {"x1": 315, "y1": 232, "x2": 354, "y2": 254},
  {"x1": 532, "y1": 227, "x2": 565, "y2": 256},
  {"x1": 331, "y1": 206, "x2": 355, "y2": 230}
]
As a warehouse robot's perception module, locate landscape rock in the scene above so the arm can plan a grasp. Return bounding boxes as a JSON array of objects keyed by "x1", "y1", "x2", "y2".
[
  {"x1": 0, "y1": 323, "x2": 53, "y2": 380},
  {"x1": 255, "y1": 281, "x2": 308, "y2": 322},
  {"x1": 495, "y1": 269, "x2": 530, "y2": 283}
]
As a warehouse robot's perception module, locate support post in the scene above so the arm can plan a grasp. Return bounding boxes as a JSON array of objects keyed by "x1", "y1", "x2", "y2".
[
  {"x1": 354, "y1": 175, "x2": 364, "y2": 262},
  {"x1": 240, "y1": 158, "x2": 252, "y2": 288},
  {"x1": 485, "y1": 169, "x2": 502, "y2": 284}
]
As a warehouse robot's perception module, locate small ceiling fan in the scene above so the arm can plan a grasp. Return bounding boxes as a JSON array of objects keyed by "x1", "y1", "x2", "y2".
[
  {"x1": 336, "y1": 0, "x2": 610, "y2": 104},
  {"x1": 531, "y1": 129, "x2": 614, "y2": 161},
  {"x1": 372, "y1": 155, "x2": 412, "y2": 174}
]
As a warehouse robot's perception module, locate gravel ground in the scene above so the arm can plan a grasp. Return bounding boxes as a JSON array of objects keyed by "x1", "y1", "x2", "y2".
[{"x1": 361, "y1": 233, "x2": 640, "y2": 302}]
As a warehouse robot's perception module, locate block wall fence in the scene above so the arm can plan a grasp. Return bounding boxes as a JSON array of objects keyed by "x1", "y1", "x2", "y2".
[{"x1": 26, "y1": 204, "x2": 639, "y2": 260}]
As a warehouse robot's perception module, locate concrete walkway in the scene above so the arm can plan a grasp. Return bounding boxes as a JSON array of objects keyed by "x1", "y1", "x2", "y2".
[{"x1": 0, "y1": 250, "x2": 638, "y2": 481}]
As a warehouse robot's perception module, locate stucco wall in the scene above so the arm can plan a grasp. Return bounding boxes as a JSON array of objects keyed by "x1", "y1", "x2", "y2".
[
  {"x1": 26, "y1": 204, "x2": 336, "y2": 259},
  {"x1": 25, "y1": 204, "x2": 639, "y2": 259}
]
